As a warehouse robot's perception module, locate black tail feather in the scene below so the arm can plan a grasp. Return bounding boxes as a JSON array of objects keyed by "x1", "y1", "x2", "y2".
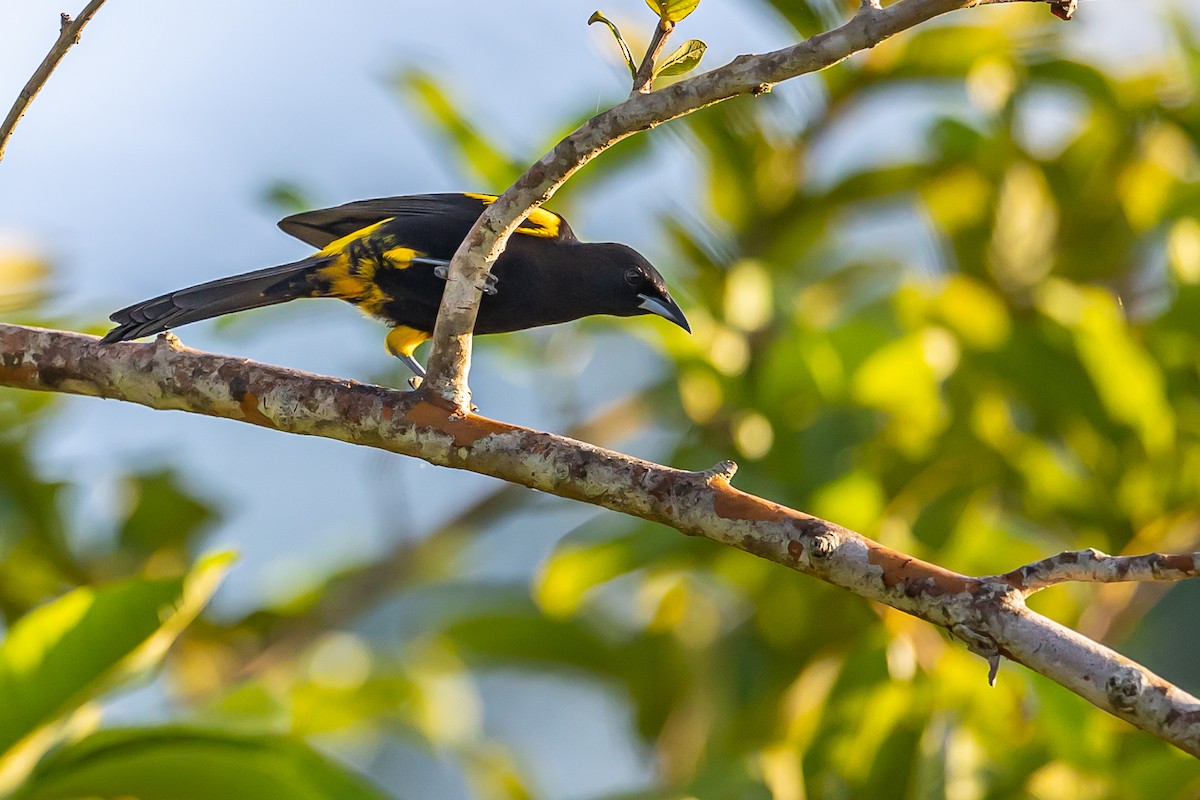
[{"x1": 101, "y1": 257, "x2": 325, "y2": 344}]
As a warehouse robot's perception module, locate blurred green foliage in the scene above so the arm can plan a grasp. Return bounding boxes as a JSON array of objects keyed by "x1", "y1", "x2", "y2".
[{"x1": 2, "y1": 1, "x2": 1200, "y2": 798}]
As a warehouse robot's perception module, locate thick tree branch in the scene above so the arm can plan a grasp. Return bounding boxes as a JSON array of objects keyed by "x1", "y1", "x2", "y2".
[
  {"x1": 0, "y1": 1, "x2": 108, "y2": 163},
  {"x1": 234, "y1": 394, "x2": 650, "y2": 677},
  {"x1": 420, "y1": 0, "x2": 1059, "y2": 410},
  {"x1": 2, "y1": 323, "x2": 1198, "y2": 756}
]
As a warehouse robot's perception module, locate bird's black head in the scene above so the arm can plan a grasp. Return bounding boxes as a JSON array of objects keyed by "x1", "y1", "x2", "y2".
[{"x1": 585, "y1": 243, "x2": 691, "y2": 333}]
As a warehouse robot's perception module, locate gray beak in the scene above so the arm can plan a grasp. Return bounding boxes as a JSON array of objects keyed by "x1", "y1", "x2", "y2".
[{"x1": 638, "y1": 292, "x2": 691, "y2": 333}]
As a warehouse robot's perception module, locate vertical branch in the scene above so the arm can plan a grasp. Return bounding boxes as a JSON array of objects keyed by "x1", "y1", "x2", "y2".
[
  {"x1": 0, "y1": 0, "x2": 109, "y2": 163},
  {"x1": 631, "y1": 18, "x2": 675, "y2": 94}
]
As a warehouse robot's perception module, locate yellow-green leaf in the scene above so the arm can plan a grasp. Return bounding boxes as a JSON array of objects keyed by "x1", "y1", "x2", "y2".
[
  {"x1": 654, "y1": 39, "x2": 707, "y2": 78},
  {"x1": 9, "y1": 727, "x2": 388, "y2": 800},
  {"x1": 398, "y1": 70, "x2": 524, "y2": 188},
  {"x1": 587, "y1": 11, "x2": 636, "y2": 78},
  {"x1": 0, "y1": 554, "x2": 234, "y2": 782},
  {"x1": 644, "y1": 0, "x2": 699, "y2": 23}
]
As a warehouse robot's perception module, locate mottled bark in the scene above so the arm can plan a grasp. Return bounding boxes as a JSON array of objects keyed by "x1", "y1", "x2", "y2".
[{"x1": 2, "y1": 322, "x2": 1198, "y2": 756}]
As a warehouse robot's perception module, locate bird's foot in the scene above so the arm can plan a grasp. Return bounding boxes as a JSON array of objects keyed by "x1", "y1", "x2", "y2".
[
  {"x1": 432, "y1": 264, "x2": 498, "y2": 295},
  {"x1": 397, "y1": 353, "x2": 427, "y2": 391}
]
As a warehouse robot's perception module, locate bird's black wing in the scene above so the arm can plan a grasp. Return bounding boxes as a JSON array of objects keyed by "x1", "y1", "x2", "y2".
[{"x1": 277, "y1": 193, "x2": 576, "y2": 249}]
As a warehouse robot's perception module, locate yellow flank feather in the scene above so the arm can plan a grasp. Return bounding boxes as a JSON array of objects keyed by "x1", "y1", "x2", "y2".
[
  {"x1": 313, "y1": 222, "x2": 426, "y2": 317},
  {"x1": 386, "y1": 325, "x2": 430, "y2": 359},
  {"x1": 463, "y1": 192, "x2": 562, "y2": 239}
]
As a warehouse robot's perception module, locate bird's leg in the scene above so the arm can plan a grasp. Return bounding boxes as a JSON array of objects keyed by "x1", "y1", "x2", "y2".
[
  {"x1": 397, "y1": 352, "x2": 426, "y2": 377},
  {"x1": 386, "y1": 326, "x2": 430, "y2": 390},
  {"x1": 414, "y1": 256, "x2": 450, "y2": 272}
]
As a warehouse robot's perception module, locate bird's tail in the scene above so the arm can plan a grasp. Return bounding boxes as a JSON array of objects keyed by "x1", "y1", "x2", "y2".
[{"x1": 100, "y1": 256, "x2": 327, "y2": 344}]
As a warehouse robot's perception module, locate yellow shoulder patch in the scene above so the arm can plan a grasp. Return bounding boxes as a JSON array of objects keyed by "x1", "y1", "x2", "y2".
[
  {"x1": 317, "y1": 218, "x2": 394, "y2": 257},
  {"x1": 463, "y1": 192, "x2": 562, "y2": 239}
]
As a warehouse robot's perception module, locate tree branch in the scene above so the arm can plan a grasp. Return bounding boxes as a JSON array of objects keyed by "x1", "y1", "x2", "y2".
[
  {"x1": 998, "y1": 548, "x2": 1200, "y2": 596},
  {"x1": 233, "y1": 394, "x2": 650, "y2": 678},
  {"x1": 419, "y1": 0, "x2": 1059, "y2": 410},
  {"x1": 0, "y1": 1, "x2": 108, "y2": 163},
  {"x1": 630, "y1": 18, "x2": 675, "y2": 94},
  {"x1": 2, "y1": 322, "x2": 1198, "y2": 756}
]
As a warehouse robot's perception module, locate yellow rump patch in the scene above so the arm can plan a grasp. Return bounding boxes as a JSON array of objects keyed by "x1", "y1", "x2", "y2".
[
  {"x1": 386, "y1": 326, "x2": 431, "y2": 359},
  {"x1": 464, "y1": 192, "x2": 562, "y2": 239}
]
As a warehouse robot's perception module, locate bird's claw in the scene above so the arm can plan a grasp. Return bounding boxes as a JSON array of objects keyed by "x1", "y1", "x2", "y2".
[
  {"x1": 482, "y1": 272, "x2": 499, "y2": 296},
  {"x1": 432, "y1": 264, "x2": 498, "y2": 296}
]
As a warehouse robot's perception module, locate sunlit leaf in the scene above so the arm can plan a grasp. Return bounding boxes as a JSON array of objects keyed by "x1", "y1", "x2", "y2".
[
  {"x1": 851, "y1": 333, "x2": 953, "y2": 456},
  {"x1": 989, "y1": 163, "x2": 1058, "y2": 293},
  {"x1": 1037, "y1": 282, "x2": 1175, "y2": 457},
  {"x1": 396, "y1": 69, "x2": 524, "y2": 188},
  {"x1": 9, "y1": 727, "x2": 389, "y2": 800},
  {"x1": 260, "y1": 181, "x2": 313, "y2": 215},
  {"x1": 0, "y1": 248, "x2": 49, "y2": 314},
  {"x1": 588, "y1": 11, "x2": 637, "y2": 78},
  {"x1": 644, "y1": 0, "x2": 699, "y2": 23},
  {"x1": 118, "y1": 469, "x2": 217, "y2": 558},
  {"x1": 0, "y1": 554, "x2": 234, "y2": 774},
  {"x1": 654, "y1": 39, "x2": 706, "y2": 78}
]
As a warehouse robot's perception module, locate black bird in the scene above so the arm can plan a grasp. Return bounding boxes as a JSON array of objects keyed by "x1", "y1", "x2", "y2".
[{"x1": 101, "y1": 193, "x2": 691, "y2": 377}]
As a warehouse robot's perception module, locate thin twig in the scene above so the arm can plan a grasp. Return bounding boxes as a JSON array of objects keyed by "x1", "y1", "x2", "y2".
[
  {"x1": 631, "y1": 18, "x2": 675, "y2": 94},
  {"x1": 0, "y1": 1, "x2": 109, "y2": 163},
  {"x1": 998, "y1": 549, "x2": 1200, "y2": 596}
]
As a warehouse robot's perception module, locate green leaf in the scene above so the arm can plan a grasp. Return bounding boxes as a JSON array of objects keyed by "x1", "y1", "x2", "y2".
[
  {"x1": 9, "y1": 727, "x2": 390, "y2": 800},
  {"x1": 396, "y1": 69, "x2": 525, "y2": 189},
  {"x1": 644, "y1": 0, "x2": 699, "y2": 23},
  {"x1": 587, "y1": 11, "x2": 636, "y2": 78},
  {"x1": 653, "y1": 39, "x2": 706, "y2": 78},
  {"x1": 0, "y1": 554, "x2": 234, "y2": 768},
  {"x1": 1037, "y1": 282, "x2": 1175, "y2": 456},
  {"x1": 261, "y1": 181, "x2": 314, "y2": 215},
  {"x1": 118, "y1": 469, "x2": 217, "y2": 557}
]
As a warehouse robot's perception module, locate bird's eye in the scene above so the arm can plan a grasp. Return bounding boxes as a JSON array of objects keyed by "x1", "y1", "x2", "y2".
[{"x1": 624, "y1": 267, "x2": 642, "y2": 287}]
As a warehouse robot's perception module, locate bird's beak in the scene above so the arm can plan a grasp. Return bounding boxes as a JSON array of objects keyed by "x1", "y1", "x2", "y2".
[{"x1": 638, "y1": 292, "x2": 691, "y2": 333}]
